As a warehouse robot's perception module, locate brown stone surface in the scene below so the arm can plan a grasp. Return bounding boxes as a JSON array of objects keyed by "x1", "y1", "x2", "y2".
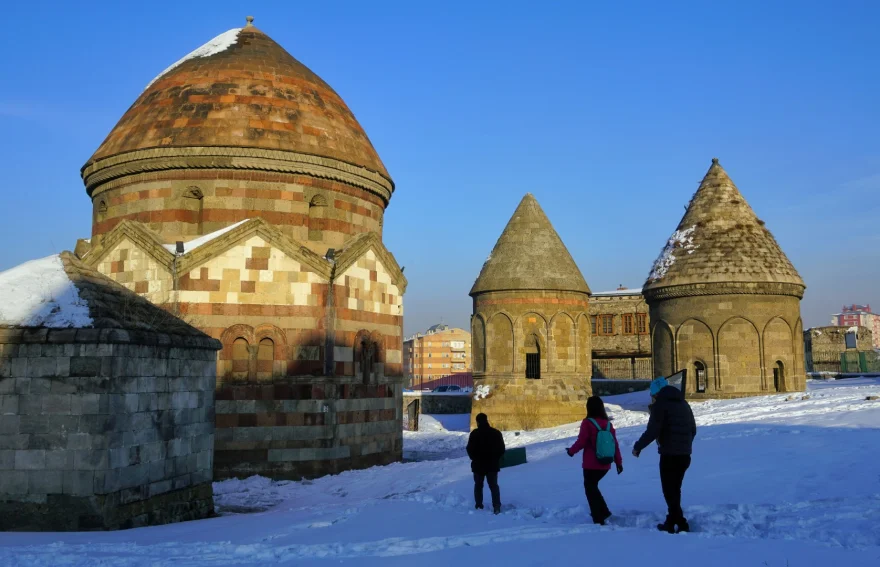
[
  {"x1": 471, "y1": 194, "x2": 590, "y2": 295},
  {"x1": 85, "y1": 25, "x2": 388, "y2": 180},
  {"x1": 589, "y1": 290, "x2": 652, "y2": 378},
  {"x1": 644, "y1": 159, "x2": 804, "y2": 291},
  {"x1": 470, "y1": 195, "x2": 591, "y2": 430},
  {"x1": 643, "y1": 160, "x2": 806, "y2": 398}
]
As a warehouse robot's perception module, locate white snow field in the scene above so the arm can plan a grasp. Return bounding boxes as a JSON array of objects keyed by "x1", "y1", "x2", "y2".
[{"x1": 2, "y1": 378, "x2": 880, "y2": 566}]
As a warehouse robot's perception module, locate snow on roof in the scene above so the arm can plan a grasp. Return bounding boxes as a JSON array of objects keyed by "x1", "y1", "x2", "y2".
[
  {"x1": 647, "y1": 225, "x2": 698, "y2": 282},
  {"x1": 145, "y1": 28, "x2": 242, "y2": 91},
  {"x1": 592, "y1": 288, "x2": 643, "y2": 297},
  {"x1": 0, "y1": 255, "x2": 93, "y2": 328},
  {"x1": 847, "y1": 326, "x2": 860, "y2": 333},
  {"x1": 163, "y1": 219, "x2": 251, "y2": 254}
]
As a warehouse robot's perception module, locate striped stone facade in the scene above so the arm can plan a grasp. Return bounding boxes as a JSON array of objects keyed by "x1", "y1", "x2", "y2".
[{"x1": 78, "y1": 20, "x2": 406, "y2": 479}]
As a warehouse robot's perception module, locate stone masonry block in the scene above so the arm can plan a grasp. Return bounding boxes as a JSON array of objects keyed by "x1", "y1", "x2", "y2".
[
  {"x1": 49, "y1": 378, "x2": 77, "y2": 394},
  {"x1": 0, "y1": 395, "x2": 18, "y2": 415},
  {"x1": 29, "y1": 378, "x2": 52, "y2": 394},
  {"x1": 70, "y1": 357, "x2": 103, "y2": 377},
  {"x1": 18, "y1": 394, "x2": 41, "y2": 415},
  {"x1": 62, "y1": 470, "x2": 95, "y2": 496},
  {"x1": 14, "y1": 450, "x2": 46, "y2": 470},
  {"x1": 42, "y1": 394, "x2": 72, "y2": 414},
  {"x1": 74, "y1": 449, "x2": 108, "y2": 471},
  {"x1": 45, "y1": 449, "x2": 74, "y2": 470},
  {"x1": 0, "y1": 450, "x2": 14, "y2": 469},
  {"x1": 27, "y1": 357, "x2": 58, "y2": 379},
  {"x1": 0, "y1": 470, "x2": 28, "y2": 495},
  {"x1": 28, "y1": 470, "x2": 64, "y2": 494}
]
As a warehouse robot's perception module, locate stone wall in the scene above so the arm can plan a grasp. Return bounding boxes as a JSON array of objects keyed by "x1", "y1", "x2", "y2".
[
  {"x1": 214, "y1": 381, "x2": 401, "y2": 480},
  {"x1": 591, "y1": 379, "x2": 652, "y2": 397},
  {"x1": 86, "y1": 220, "x2": 406, "y2": 480},
  {"x1": 804, "y1": 326, "x2": 875, "y2": 373},
  {"x1": 472, "y1": 289, "x2": 591, "y2": 430},
  {"x1": 89, "y1": 171, "x2": 387, "y2": 256},
  {"x1": 648, "y1": 293, "x2": 805, "y2": 398},
  {"x1": 402, "y1": 392, "x2": 472, "y2": 415},
  {"x1": 589, "y1": 292, "x2": 652, "y2": 379},
  {"x1": 0, "y1": 328, "x2": 218, "y2": 531}
]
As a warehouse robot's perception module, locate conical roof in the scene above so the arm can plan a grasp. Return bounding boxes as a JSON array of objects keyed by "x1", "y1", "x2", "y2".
[
  {"x1": 0, "y1": 252, "x2": 211, "y2": 337},
  {"x1": 83, "y1": 18, "x2": 389, "y2": 181},
  {"x1": 470, "y1": 194, "x2": 590, "y2": 296},
  {"x1": 643, "y1": 159, "x2": 804, "y2": 293}
]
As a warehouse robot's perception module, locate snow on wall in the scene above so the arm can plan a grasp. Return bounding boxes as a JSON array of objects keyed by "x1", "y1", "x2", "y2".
[
  {"x1": 162, "y1": 219, "x2": 251, "y2": 254},
  {"x1": 145, "y1": 28, "x2": 242, "y2": 91},
  {"x1": 647, "y1": 225, "x2": 698, "y2": 282},
  {"x1": 0, "y1": 255, "x2": 93, "y2": 328}
]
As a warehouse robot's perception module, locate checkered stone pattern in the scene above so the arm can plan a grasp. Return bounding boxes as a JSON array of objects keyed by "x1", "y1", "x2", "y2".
[
  {"x1": 0, "y1": 329, "x2": 218, "y2": 531},
  {"x1": 177, "y1": 235, "x2": 325, "y2": 309},
  {"x1": 97, "y1": 238, "x2": 173, "y2": 304}
]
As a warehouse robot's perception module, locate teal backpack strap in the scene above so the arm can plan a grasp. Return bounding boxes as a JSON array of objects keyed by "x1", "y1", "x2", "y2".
[{"x1": 587, "y1": 418, "x2": 609, "y2": 431}]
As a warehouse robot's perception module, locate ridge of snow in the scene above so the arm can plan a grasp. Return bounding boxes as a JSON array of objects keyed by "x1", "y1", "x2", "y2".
[
  {"x1": 0, "y1": 255, "x2": 93, "y2": 328},
  {"x1": 163, "y1": 219, "x2": 251, "y2": 254},
  {"x1": 647, "y1": 225, "x2": 698, "y2": 282},
  {"x1": 847, "y1": 325, "x2": 860, "y2": 333},
  {"x1": 145, "y1": 28, "x2": 242, "y2": 91}
]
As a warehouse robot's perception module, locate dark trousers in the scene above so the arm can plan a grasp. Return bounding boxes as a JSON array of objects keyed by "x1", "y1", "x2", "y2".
[
  {"x1": 474, "y1": 471, "x2": 501, "y2": 508},
  {"x1": 659, "y1": 455, "x2": 691, "y2": 522},
  {"x1": 582, "y1": 469, "x2": 610, "y2": 522}
]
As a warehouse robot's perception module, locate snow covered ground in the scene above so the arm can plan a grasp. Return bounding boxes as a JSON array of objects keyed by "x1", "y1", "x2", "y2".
[{"x1": 2, "y1": 378, "x2": 880, "y2": 566}]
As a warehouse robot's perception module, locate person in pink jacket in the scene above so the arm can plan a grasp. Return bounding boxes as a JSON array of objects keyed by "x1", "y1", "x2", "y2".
[{"x1": 566, "y1": 396, "x2": 624, "y2": 525}]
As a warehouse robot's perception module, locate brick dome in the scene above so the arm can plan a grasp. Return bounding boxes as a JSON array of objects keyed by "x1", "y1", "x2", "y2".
[{"x1": 83, "y1": 20, "x2": 390, "y2": 187}]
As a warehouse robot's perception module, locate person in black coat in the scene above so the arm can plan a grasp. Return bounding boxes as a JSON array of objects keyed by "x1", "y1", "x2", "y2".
[
  {"x1": 466, "y1": 413, "x2": 506, "y2": 514},
  {"x1": 632, "y1": 378, "x2": 697, "y2": 534}
]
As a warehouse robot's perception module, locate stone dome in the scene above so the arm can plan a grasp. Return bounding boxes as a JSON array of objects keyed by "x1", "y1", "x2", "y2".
[
  {"x1": 82, "y1": 19, "x2": 390, "y2": 194},
  {"x1": 642, "y1": 159, "x2": 804, "y2": 297},
  {"x1": 470, "y1": 194, "x2": 591, "y2": 296}
]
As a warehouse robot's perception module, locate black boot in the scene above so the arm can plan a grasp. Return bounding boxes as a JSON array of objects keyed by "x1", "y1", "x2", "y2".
[
  {"x1": 493, "y1": 505, "x2": 501, "y2": 515},
  {"x1": 475, "y1": 504, "x2": 484, "y2": 510},
  {"x1": 656, "y1": 516, "x2": 676, "y2": 533},
  {"x1": 676, "y1": 519, "x2": 690, "y2": 533}
]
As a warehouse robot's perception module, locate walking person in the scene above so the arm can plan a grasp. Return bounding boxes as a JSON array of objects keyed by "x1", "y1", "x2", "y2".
[
  {"x1": 567, "y1": 396, "x2": 623, "y2": 525},
  {"x1": 466, "y1": 413, "x2": 506, "y2": 514},
  {"x1": 632, "y1": 377, "x2": 697, "y2": 534}
]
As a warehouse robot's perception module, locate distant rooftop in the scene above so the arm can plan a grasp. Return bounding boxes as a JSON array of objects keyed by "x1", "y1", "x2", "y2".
[{"x1": 592, "y1": 287, "x2": 643, "y2": 297}]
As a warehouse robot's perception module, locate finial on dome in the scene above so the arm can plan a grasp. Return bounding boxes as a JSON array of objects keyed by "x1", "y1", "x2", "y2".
[
  {"x1": 711, "y1": 157, "x2": 719, "y2": 165},
  {"x1": 245, "y1": 15, "x2": 255, "y2": 27}
]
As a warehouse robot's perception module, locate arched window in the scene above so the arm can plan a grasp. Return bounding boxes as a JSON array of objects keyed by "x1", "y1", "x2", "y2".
[
  {"x1": 773, "y1": 361, "x2": 784, "y2": 392},
  {"x1": 525, "y1": 334, "x2": 541, "y2": 379},
  {"x1": 231, "y1": 338, "x2": 250, "y2": 381},
  {"x1": 308, "y1": 194, "x2": 328, "y2": 240},
  {"x1": 256, "y1": 338, "x2": 275, "y2": 380},
  {"x1": 360, "y1": 337, "x2": 374, "y2": 385},
  {"x1": 183, "y1": 186, "x2": 204, "y2": 233},
  {"x1": 694, "y1": 361, "x2": 707, "y2": 393}
]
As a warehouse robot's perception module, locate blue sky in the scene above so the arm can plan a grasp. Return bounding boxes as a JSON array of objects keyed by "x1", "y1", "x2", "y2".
[{"x1": 1, "y1": 1, "x2": 877, "y2": 336}]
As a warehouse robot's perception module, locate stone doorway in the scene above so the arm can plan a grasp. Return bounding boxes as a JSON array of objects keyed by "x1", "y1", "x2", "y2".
[{"x1": 773, "y1": 361, "x2": 784, "y2": 392}]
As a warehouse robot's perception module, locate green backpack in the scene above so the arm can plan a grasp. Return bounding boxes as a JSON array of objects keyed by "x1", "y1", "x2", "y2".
[{"x1": 588, "y1": 418, "x2": 616, "y2": 465}]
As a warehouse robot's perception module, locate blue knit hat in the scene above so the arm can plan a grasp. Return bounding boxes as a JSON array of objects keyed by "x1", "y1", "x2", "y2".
[{"x1": 650, "y1": 377, "x2": 668, "y2": 396}]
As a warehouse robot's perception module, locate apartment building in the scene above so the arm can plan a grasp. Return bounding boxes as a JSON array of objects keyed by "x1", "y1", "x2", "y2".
[{"x1": 403, "y1": 324, "x2": 472, "y2": 382}]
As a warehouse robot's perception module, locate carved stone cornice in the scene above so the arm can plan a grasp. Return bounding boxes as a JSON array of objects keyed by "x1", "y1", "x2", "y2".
[
  {"x1": 334, "y1": 232, "x2": 408, "y2": 294},
  {"x1": 82, "y1": 146, "x2": 395, "y2": 204},
  {"x1": 643, "y1": 281, "x2": 805, "y2": 302},
  {"x1": 82, "y1": 220, "x2": 174, "y2": 271}
]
